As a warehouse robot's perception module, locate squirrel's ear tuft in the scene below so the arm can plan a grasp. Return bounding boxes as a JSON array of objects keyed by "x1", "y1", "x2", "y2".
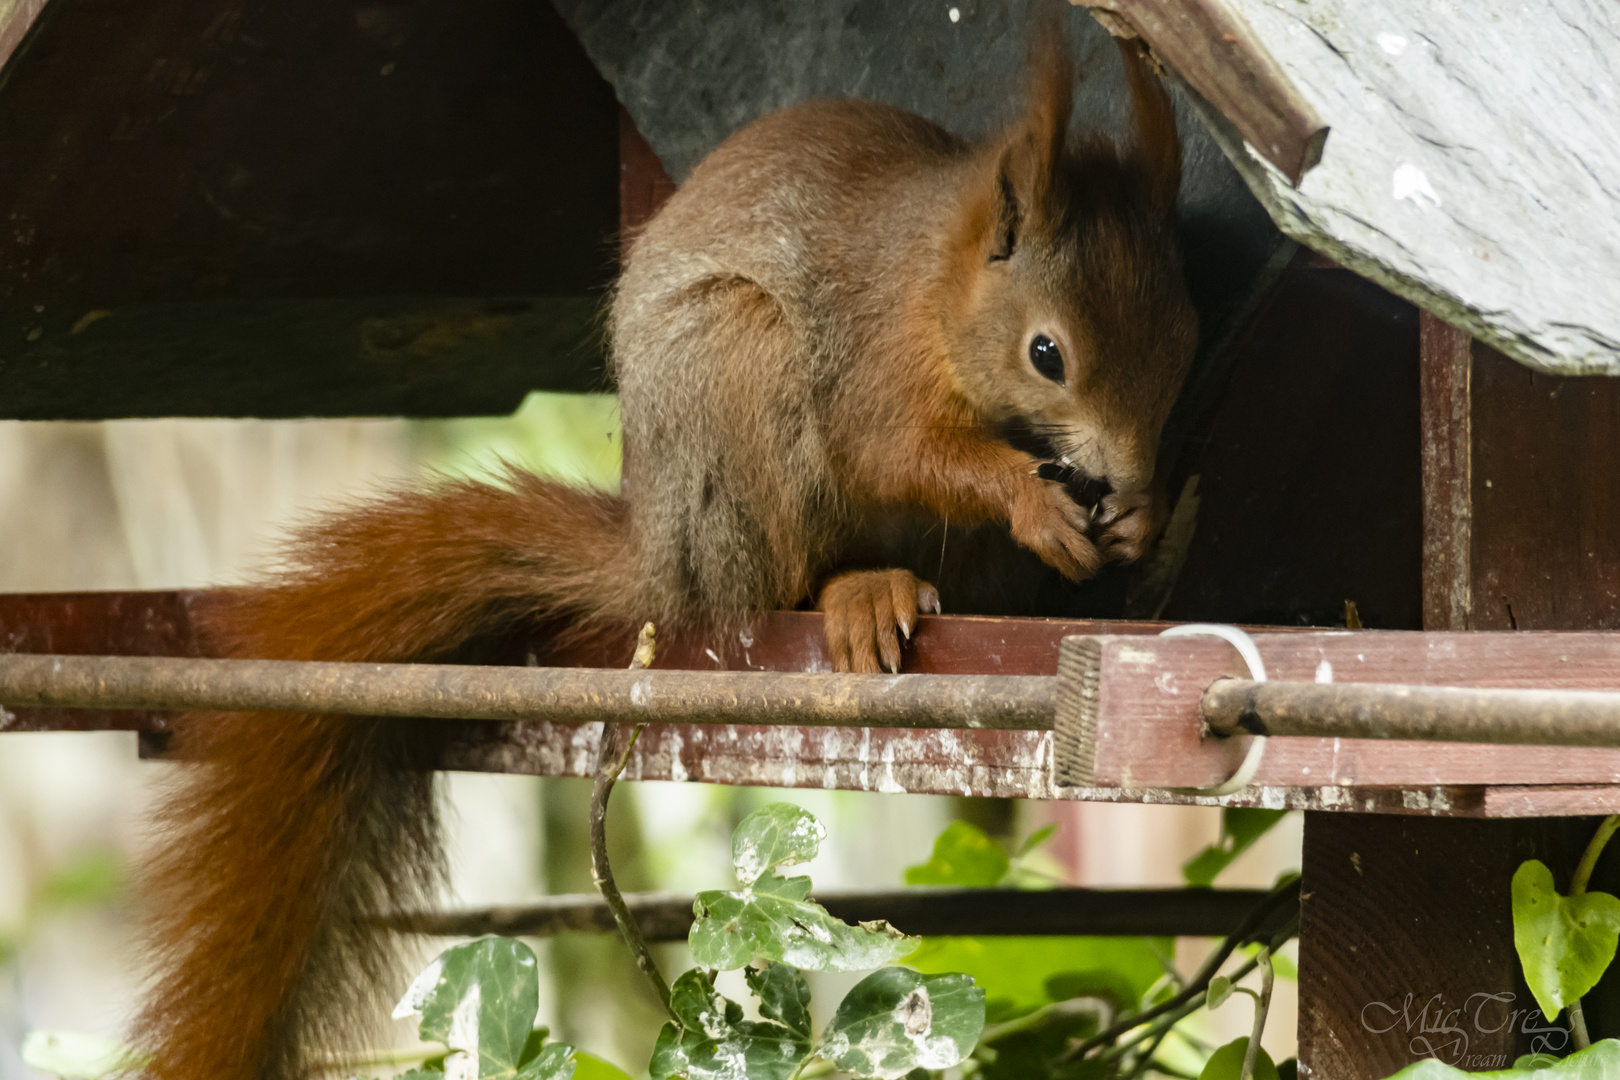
[
  {"x1": 997, "y1": 20, "x2": 1074, "y2": 240},
  {"x1": 1116, "y1": 36, "x2": 1181, "y2": 214}
]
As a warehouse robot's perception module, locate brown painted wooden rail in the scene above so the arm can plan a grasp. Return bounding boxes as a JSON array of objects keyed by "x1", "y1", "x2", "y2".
[{"x1": 6, "y1": 590, "x2": 1620, "y2": 818}]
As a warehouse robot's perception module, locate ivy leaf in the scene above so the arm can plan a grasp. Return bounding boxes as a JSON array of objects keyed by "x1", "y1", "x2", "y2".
[
  {"x1": 650, "y1": 969, "x2": 811, "y2": 1080},
  {"x1": 1511, "y1": 860, "x2": 1620, "y2": 1021},
  {"x1": 747, "y1": 963, "x2": 813, "y2": 1038},
  {"x1": 393, "y1": 937, "x2": 558, "y2": 1080},
  {"x1": 689, "y1": 886, "x2": 915, "y2": 972},
  {"x1": 754, "y1": 871, "x2": 813, "y2": 901},
  {"x1": 1183, "y1": 809, "x2": 1289, "y2": 888},
  {"x1": 905, "y1": 822, "x2": 1009, "y2": 887},
  {"x1": 1381, "y1": 1037, "x2": 1620, "y2": 1077},
  {"x1": 821, "y1": 968, "x2": 985, "y2": 1080},
  {"x1": 1198, "y1": 1038, "x2": 1280, "y2": 1080},
  {"x1": 732, "y1": 804, "x2": 827, "y2": 886},
  {"x1": 515, "y1": 1044, "x2": 576, "y2": 1080}
]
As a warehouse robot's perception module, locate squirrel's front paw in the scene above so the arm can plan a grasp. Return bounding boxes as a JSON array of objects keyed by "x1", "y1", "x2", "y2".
[
  {"x1": 1092, "y1": 491, "x2": 1164, "y2": 563},
  {"x1": 818, "y1": 569, "x2": 940, "y2": 674},
  {"x1": 1012, "y1": 480, "x2": 1105, "y2": 582}
]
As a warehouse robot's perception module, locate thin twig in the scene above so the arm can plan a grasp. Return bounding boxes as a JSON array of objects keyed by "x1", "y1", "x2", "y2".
[
  {"x1": 1240, "y1": 948, "x2": 1274, "y2": 1080},
  {"x1": 308, "y1": 1043, "x2": 447, "y2": 1076},
  {"x1": 1566, "y1": 814, "x2": 1619, "y2": 1051},
  {"x1": 1570, "y1": 816, "x2": 1620, "y2": 896},
  {"x1": 590, "y1": 623, "x2": 673, "y2": 1019},
  {"x1": 1121, "y1": 1018, "x2": 1177, "y2": 1080},
  {"x1": 1062, "y1": 876, "x2": 1300, "y2": 1062},
  {"x1": 980, "y1": 997, "x2": 1113, "y2": 1045},
  {"x1": 1093, "y1": 922, "x2": 1294, "y2": 1075}
]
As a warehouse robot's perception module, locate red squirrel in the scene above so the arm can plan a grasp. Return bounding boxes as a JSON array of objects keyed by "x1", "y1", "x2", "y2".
[{"x1": 132, "y1": 35, "x2": 1195, "y2": 1080}]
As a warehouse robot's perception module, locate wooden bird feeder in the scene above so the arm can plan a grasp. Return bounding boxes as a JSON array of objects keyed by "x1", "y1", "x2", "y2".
[{"x1": 4, "y1": 0, "x2": 1619, "y2": 1076}]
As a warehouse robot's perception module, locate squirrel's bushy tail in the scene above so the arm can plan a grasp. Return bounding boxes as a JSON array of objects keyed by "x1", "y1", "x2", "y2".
[{"x1": 133, "y1": 469, "x2": 638, "y2": 1080}]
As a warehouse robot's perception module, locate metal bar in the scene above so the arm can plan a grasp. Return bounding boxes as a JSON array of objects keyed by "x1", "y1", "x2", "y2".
[
  {"x1": 0, "y1": 653, "x2": 1054, "y2": 731},
  {"x1": 382, "y1": 886, "x2": 1288, "y2": 941},
  {"x1": 1204, "y1": 678, "x2": 1620, "y2": 747}
]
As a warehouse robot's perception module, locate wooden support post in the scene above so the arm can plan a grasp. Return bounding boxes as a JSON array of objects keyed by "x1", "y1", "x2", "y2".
[
  {"x1": 1298, "y1": 815, "x2": 1582, "y2": 1077},
  {"x1": 1299, "y1": 313, "x2": 1620, "y2": 1076},
  {"x1": 1420, "y1": 313, "x2": 1472, "y2": 631},
  {"x1": 619, "y1": 107, "x2": 676, "y2": 259}
]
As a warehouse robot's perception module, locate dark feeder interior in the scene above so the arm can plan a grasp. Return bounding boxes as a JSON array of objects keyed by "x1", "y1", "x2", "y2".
[{"x1": 0, "y1": 0, "x2": 1430, "y2": 630}]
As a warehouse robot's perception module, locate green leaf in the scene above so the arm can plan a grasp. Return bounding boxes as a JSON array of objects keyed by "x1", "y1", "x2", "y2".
[
  {"x1": 515, "y1": 1043, "x2": 576, "y2": 1080},
  {"x1": 650, "y1": 969, "x2": 811, "y2": 1080},
  {"x1": 905, "y1": 822, "x2": 1009, "y2": 887},
  {"x1": 822, "y1": 968, "x2": 985, "y2": 1080},
  {"x1": 905, "y1": 936, "x2": 1170, "y2": 1021},
  {"x1": 977, "y1": 1010, "x2": 1107, "y2": 1080},
  {"x1": 689, "y1": 886, "x2": 915, "y2": 971},
  {"x1": 1207, "y1": 975, "x2": 1234, "y2": 1009},
  {"x1": 1381, "y1": 1037, "x2": 1620, "y2": 1077},
  {"x1": 36, "y1": 850, "x2": 123, "y2": 911},
  {"x1": 1240, "y1": 942, "x2": 1298, "y2": 981},
  {"x1": 518, "y1": 1029, "x2": 550, "y2": 1067},
  {"x1": 1184, "y1": 810, "x2": 1289, "y2": 888},
  {"x1": 1512, "y1": 860, "x2": 1620, "y2": 1021},
  {"x1": 1015, "y1": 824, "x2": 1059, "y2": 859},
  {"x1": 747, "y1": 963, "x2": 813, "y2": 1038},
  {"x1": 20, "y1": 1031, "x2": 149, "y2": 1079},
  {"x1": 731, "y1": 803, "x2": 827, "y2": 886},
  {"x1": 393, "y1": 937, "x2": 552, "y2": 1080},
  {"x1": 1198, "y1": 1038, "x2": 1280, "y2": 1080},
  {"x1": 571, "y1": 1053, "x2": 635, "y2": 1080}
]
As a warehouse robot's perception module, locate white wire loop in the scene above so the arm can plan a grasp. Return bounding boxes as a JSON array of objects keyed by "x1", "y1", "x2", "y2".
[{"x1": 1159, "y1": 623, "x2": 1268, "y2": 797}]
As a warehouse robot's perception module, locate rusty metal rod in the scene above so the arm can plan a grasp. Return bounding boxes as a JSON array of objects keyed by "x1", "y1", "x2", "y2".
[
  {"x1": 1203, "y1": 678, "x2": 1620, "y2": 747},
  {"x1": 0, "y1": 653, "x2": 1054, "y2": 730},
  {"x1": 381, "y1": 886, "x2": 1290, "y2": 941}
]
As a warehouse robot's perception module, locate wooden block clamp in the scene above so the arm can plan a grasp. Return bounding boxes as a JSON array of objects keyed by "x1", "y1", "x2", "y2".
[{"x1": 1054, "y1": 632, "x2": 1620, "y2": 789}]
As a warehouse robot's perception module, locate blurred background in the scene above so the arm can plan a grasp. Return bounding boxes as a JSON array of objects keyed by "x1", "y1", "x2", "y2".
[{"x1": 0, "y1": 404, "x2": 1301, "y2": 1078}]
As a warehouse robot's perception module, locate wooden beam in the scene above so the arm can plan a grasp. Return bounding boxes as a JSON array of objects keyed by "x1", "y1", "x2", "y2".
[
  {"x1": 1055, "y1": 632, "x2": 1620, "y2": 788},
  {"x1": 0, "y1": 0, "x2": 618, "y2": 417},
  {"x1": 1080, "y1": 0, "x2": 1327, "y2": 184},
  {"x1": 0, "y1": 0, "x2": 49, "y2": 79},
  {"x1": 1420, "y1": 312, "x2": 1473, "y2": 630},
  {"x1": 385, "y1": 886, "x2": 1290, "y2": 941},
  {"x1": 619, "y1": 106, "x2": 676, "y2": 260},
  {"x1": 11, "y1": 591, "x2": 1620, "y2": 815}
]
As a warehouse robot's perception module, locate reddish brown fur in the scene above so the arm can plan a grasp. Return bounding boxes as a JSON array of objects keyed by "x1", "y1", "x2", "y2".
[
  {"x1": 134, "y1": 31, "x2": 1196, "y2": 1080},
  {"x1": 134, "y1": 473, "x2": 640, "y2": 1080}
]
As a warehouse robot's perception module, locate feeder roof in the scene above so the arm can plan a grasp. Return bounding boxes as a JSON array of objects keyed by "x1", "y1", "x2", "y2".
[{"x1": 1096, "y1": 0, "x2": 1620, "y2": 375}]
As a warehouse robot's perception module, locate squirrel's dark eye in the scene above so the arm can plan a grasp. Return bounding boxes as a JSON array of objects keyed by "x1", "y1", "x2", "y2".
[{"x1": 1028, "y1": 335, "x2": 1064, "y2": 383}]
